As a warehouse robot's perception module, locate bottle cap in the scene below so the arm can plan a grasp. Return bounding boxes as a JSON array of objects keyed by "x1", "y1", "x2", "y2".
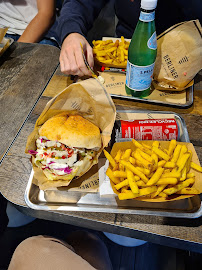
[{"x1": 141, "y1": 0, "x2": 157, "y2": 10}]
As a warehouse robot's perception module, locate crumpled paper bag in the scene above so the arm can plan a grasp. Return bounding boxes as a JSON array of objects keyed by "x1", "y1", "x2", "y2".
[
  {"x1": 153, "y1": 20, "x2": 202, "y2": 91},
  {"x1": 25, "y1": 78, "x2": 116, "y2": 190}
]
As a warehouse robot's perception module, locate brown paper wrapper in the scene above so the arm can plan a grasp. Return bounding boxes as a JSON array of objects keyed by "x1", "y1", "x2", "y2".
[
  {"x1": 153, "y1": 20, "x2": 202, "y2": 91},
  {"x1": 110, "y1": 141, "x2": 202, "y2": 202},
  {"x1": 25, "y1": 78, "x2": 116, "y2": 190}
]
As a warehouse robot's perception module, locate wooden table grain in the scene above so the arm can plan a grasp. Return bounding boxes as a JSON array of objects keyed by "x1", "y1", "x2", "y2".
[
  {"x1": 0, "y1": 49, "x2": 202, "y2": 253},
  {"x1": 0, "y1": 42, "x2": 60, "y2": 163}
]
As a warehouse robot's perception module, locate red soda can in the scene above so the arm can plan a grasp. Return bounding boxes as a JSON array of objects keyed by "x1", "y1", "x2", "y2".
[{"x1": 113, "y1": 119, "x2": 178, "y2": 142}]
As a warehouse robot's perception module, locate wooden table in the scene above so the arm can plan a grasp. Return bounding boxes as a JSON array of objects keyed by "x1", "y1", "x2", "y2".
[
  {"x1": 0, "y1": 41, "x2": 60, "y2": 163},
  {"x1": 0, "y1": 43, "x2": 202, "y2": 253}
]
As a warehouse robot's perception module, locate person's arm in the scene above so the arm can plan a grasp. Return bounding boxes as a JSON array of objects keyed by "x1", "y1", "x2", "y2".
[
  {"x1": 18, "y1": 0, "x2": 56, "y2": 43},
  {"x1": 58, "y1": 0, "x2": 107, "y2": 77},
  {"x1": 58, "y1": 0, "x2": 108, "y2": 44}
]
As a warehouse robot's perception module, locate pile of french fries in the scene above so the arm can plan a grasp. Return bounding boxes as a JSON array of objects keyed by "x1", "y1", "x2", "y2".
[
  {"x1": 92, "y1": 36, "x2": 129, "y2": 67},
  {"x1": 104, "y1": 139, "x2": 202, "y2": 201}
]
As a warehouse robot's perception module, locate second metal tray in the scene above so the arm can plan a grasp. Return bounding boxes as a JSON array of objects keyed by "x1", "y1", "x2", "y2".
[
  {"x1": 24, "y1": 110, "x2": 202, "y2": 218},
  {"x1": 100, "y1": 36, "x2": 194, "y2": 109},
  {"x1": 110, "y1": 84, "x2": 193, "y2": 109}
]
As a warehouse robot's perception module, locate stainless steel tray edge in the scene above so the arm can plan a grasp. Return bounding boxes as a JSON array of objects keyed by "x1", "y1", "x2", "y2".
[
  {"x1": 24, "y1": 171, "x2": 202, "y2": 218},
  {"x1": 111, "y1": 85, "x2": 193, "y2": 109},
  {"x1": 24, "y1": 170, "x2": 40, "y2": 210}
]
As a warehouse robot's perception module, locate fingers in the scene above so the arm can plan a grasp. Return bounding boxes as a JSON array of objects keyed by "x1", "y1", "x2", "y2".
[
  {"x1": 60, "y1": 51, "x2": 81, "y2": 76},
  {"x1": 60, "y1": 44, "x2": 85, "y2": 77},
  {"x1": 59, "y1": 33, "x2": 93, "y2": 77},
  {"x1": 74, "y1": 48, "x2": 92, "y2": 76},
  {"x1": 86, "y1": 44, "x2": 94, "y2": 69},
  {"x1": 67, "y1": 49, "x2": 85, "y2": 77}
]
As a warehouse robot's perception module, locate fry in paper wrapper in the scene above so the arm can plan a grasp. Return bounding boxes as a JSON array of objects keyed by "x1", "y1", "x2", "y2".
[{"x1": 106, "y1": 140, "x2": 202, "y2": 202}]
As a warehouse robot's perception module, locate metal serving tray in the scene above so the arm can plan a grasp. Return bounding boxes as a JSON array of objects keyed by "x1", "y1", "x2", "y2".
[
  {"x1": 110, "y1": 84, "x2": 193, "y2": 109},
  {"x1": 25, "y1": 110, "x2": 202, "y2": 218}
]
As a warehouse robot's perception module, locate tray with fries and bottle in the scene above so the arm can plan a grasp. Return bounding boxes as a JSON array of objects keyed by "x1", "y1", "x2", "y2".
[
  {"x1": 93, "y1": 36, "x2": 194, "y2": 108},
  {"x1": 25, "y1": 109, "x2": 202, "y2": 218}
]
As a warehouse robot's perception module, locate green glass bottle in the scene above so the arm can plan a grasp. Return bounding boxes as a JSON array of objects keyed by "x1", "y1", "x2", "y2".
[{"x1": 125, "y1": 0, "x2": 158, "y2": 98}]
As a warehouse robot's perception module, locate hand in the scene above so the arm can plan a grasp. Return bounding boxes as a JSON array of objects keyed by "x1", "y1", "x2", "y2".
[{"x1": 60, "y1": 33, "x2": 94, "y2": 77}]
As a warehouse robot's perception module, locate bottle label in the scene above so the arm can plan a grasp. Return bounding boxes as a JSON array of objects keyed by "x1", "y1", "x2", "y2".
[
  {"x1": 139, "y1": 11, "x2": 155, "y2": 22},
  {"x1": 126, "y1": 61, "x2": 155, "y2": 91},
  {"x1": 147, "y1": 32, "x2": 157, "y2": 50}
]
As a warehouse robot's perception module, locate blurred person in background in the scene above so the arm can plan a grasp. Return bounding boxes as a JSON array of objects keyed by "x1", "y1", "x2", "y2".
[
  {"x1": 0, "y1": 0, "x2": 59, "y2": 46},
  {"x1": 57, "y1": 0, "x2": 202, "y2": 77}
]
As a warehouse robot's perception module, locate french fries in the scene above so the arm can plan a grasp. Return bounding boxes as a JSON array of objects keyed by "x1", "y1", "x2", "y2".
[
  {"x1": 103, "y1": 149, "x2": 116, "y2": 168},
  {"x1": 104, "y1": 140, "x2": 201, "y2": 201},
  {"x1": 127, "y1": 170, "x2": 139, "y2": 194},
  {"x1": 92, "y1": 37, "x2": 129, "y2": 67},
  {"x1": 191, "y1": 162, "x2": 202, "y2": 173},
  {"x1": 147, "y1": 167, "x2": 164, "y2": 186}
]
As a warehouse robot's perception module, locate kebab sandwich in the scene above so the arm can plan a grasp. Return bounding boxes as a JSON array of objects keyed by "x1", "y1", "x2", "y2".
[{"x1": 28, "y1": 113, "x2": 102, "y2": 185}]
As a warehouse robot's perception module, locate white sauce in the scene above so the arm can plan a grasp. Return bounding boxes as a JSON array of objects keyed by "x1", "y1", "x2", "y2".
[{"x1": 34, "y1": 136, "x2": 87, "y2": 175}]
